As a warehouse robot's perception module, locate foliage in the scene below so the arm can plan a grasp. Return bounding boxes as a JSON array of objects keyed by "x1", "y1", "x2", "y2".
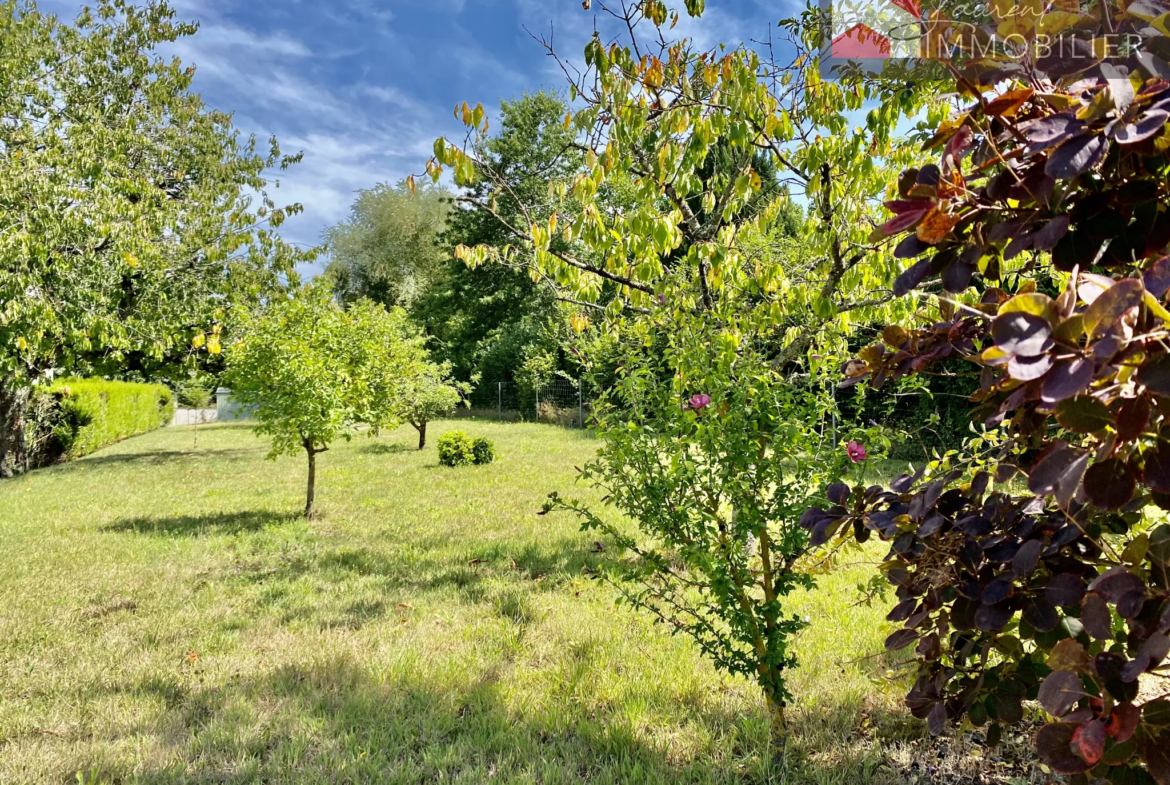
[
  {"x1": 223, "y1": 286, "x2": 425, "y2": 516},
  {"x1": 437, "y1": 431, "x2": 475, "y2": 467},
  {"x1": 805, "y1": 5, "x2": 1170, "y2": 781},
  {"x1": 399, "y1": 364, "x2": 468, "y2": 450},
  {"x1": 471, "y1": 436, "x2": 495, "y2": 465},
  {"x1": 324, "y1": 180, "x2": 452, "y2": 309},
  {"x1": 547, "y1": 311, "x2": 883, "y2": 736},
  {"x1": 437, "y1": 431, "x2": 494, "y2": 466},
  {"x1": 45, "y1": 378, "x2": 173, "y2": 460},
  {"x1": 425, "y1": 0, "x2": 943, "y2": 742},
  {"x1": 0, "y1": 0, "x2": 313, "y2": 472},
  {"x1": 413, "y1": 92, "x2": 574, "y2": 387}
]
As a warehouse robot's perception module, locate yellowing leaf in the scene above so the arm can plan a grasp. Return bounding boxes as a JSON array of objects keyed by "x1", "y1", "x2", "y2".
[{"x1": 915, "y1": 207, "x2": 960, "y2": 244}]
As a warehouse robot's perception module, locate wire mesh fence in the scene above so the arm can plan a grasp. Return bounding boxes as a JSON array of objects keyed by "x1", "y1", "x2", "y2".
[{"x1": 460, "y1": 376, "x2": 592, "y2": 428}]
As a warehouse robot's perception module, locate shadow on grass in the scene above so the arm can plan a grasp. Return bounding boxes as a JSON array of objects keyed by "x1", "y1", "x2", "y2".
[
  {"x1": 104, "y1": 510, "x2": 299, "y2": 536},
  {"x1": 69, "y1": 655, "x2": 975, "y2": 785},
  {"x1": 71, "y1": 447, "x2": 261, "y2": 468},
  {"x1": 359, "y1": 441, "x2": 412, "y2": 456},
  {"x1": 74, "y1": 657, "x2": 759, "y2": 785}
]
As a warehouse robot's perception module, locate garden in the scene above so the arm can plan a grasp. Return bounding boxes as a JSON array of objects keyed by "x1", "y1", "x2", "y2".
[{"x1": 2, "y1": 0, "x2": 1170, "y2": 783}]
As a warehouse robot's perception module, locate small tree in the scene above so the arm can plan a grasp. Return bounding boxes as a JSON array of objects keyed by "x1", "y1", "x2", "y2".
[
  {"x1": 399, "y1": 364, "x2": 467, "y2": 450},
  {"x1": 224, "y1": 286, "x2": 422, "y2": 518}
]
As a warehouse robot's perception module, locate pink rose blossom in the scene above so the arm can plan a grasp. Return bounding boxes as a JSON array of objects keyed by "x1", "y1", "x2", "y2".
[
  {"x1": 689, "y1": 393, "x2": 711, "y2": 411},
  {"x1": 846, "y1": 440, "x2": 867, "y2": 463}
]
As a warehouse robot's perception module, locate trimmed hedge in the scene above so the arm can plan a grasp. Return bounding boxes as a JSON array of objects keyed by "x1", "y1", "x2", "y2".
[{"x1": 49, "y1": 378, "x2": 174, "y2": 459}]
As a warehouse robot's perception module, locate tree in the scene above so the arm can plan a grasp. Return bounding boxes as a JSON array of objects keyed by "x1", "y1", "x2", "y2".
[
  {"x1": 323, "y1": 180, "x2": 452, "y2": 308},
  {"x1": 0, "y1": 0, "x2": 313, "y2": 475},
  {"x1": 412, "y1": 92, "x2": 577, "y2": 387},
  {"x1": 803, "y1": 2, "x2": 1170, "y2": 781},
  {"x1": 425, "y1": 1, "x2": 941, "y2": 750},
  {"x1": 398, "y1": 364, "x2": 468, "y2": 450},
  {"x1": 224, "y1": 287, "x2": 424, "y2": 518}
]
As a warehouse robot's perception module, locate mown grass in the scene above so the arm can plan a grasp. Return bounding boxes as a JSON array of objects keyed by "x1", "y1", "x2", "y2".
[{"x1": 0, "y1": 421, "x2": 960, "y2": 784}]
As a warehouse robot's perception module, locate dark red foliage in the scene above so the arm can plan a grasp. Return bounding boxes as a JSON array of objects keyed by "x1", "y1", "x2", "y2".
[{"x1": 810, "y1": 6, "x2": 1170, "y2": 782}]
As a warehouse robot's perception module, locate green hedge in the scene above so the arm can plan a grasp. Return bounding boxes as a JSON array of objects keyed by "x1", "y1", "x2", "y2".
[{"x1": 49, "y1": 378, "x2": 174, "y2": 459}]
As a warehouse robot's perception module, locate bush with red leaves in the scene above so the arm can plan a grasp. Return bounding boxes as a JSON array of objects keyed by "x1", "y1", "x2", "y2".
[{"x1": 805, "y1": 3, "x2": 1170, "y2": 782}]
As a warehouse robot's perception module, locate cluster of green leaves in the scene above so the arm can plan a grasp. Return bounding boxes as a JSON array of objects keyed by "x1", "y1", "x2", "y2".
[
  {"x1": 437, "y1": 431, "x2": 495, "y2": 467},
  {"x1": 806, "y1": 4, "x2": 1170, "y2": 781}
]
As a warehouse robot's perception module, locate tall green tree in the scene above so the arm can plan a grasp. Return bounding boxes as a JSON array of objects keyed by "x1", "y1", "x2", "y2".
[
  {"x1": 413, "y1": 91, "x2": 580, "y2": 388},
  {"x1": 0, "y1": 0, "x2": 313, "y2": 475},
  {"x1": 224, "y1": 286, "x2": 425, "y2": 519},
  {"x1": 323, "y1": 180, "x2": 452, "y2": 308}
]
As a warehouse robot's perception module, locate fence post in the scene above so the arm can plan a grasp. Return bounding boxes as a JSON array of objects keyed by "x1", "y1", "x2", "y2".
[
  {"x1": 498, "y1": 382, "x2": 502, "y2": 422},
  {"x1": 578, "y1": 378, "x2": 584, "y2": 429},
  {"x1": 534, "y1": 385, "x2": 539, "y2": 423}
]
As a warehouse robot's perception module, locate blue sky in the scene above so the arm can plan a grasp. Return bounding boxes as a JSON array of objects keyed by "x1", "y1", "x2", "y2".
[{"x1": 43, "y1": 0, "x2": 799, "y2": 272}]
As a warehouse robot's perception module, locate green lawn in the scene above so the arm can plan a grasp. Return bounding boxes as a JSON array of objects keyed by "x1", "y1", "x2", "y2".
[{"x1": 0, "y1": 422, "x2": 1041, "y2": 784}]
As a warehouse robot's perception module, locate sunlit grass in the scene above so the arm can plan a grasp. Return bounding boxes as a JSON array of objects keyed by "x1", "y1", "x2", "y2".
[{"x1": 0, "y1": 421, "x2": 1001, "y2": 784}]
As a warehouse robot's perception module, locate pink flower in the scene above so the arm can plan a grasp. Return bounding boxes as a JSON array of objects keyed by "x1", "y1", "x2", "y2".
[
  {"x1": 846, "y1": 440, "x2": 867, "y2": 463},
  {"x1": 688, "y1": 393, "x2": 711, "y2": 411}
]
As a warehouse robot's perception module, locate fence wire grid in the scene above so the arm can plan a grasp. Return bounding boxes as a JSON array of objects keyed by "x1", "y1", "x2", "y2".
[{"x1": 463, "y1": 377, "x2": 592, "y2": 428}]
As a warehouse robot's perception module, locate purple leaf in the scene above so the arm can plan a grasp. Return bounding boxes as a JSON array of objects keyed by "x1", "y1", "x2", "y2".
[
  {"x1": 992, "y1": 312, "x2": 1053, "y2": 357},
  {"x1": 1114, "y1": 110, "x2": 1170, "y2": 144},
  {"x1": 1045, "y1": 134, "x2": 1107, "y2": 179},
  {"x1": 1039, "y1": 672, "x2": 1085, "y2": 717},
  {"x1": 1041, "y1": 359, "x2": 1094, "y2": 404},
  {"x1": 893, "y1": 258, "x2": 932, "y2": 297},
  {"x1": 1028, "y1": 444, "x2": 1090, "y2": 508}
]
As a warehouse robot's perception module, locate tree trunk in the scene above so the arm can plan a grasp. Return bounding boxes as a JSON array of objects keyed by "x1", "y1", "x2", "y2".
[
  {"x1": 766, "y1": 693, "x2": 788, "y2": 764},
  {"x1": 415, "y1": 420, "x2": 426, "y2": 450},
  {"x1": 0, "y1": 377, "x2": 30, "y2": 478},
  {"x1": 305, "y1": 447, "x2": 317, "y2": 519}
]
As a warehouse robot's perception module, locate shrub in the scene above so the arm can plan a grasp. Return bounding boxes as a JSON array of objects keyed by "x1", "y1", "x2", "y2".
[
  {"x1": 437, "y1": 432, "x2": 494, "y2": 466},
  {"x1": 437, "y1": 431, "x2": 474, "y2": 467},
  {"x1": 471, "y1": 437, "x2": 495, "y2": 465},
  {"x1": 48, "y1": 378, "x2": 173, "y2": 459},
  {"x1": 805, "y1": 22, "x2": 1170, "y2": 783}
]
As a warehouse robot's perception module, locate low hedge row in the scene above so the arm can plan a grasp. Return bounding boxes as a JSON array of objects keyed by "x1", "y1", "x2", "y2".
[{"x1": 47, "y1": 378, "x2": 174, "y2": 459}]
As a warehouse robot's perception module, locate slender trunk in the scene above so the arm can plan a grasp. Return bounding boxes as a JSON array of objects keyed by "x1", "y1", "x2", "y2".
[
  {"x1": 415, "y1": 420, "x2": 426, "y2": 450},
  {"x1": 766, "y1": 692, "x2": 788, "y2": 762},
  {"x1": 305, "y1": 446, "x2": 317, "y2": 519},
  {"x1": 0, "y1": 377, "x2": 30, "y2": 478}
]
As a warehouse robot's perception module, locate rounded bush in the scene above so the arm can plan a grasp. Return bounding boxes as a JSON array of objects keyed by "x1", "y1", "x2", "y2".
[
  {"x1": 437, "y1": 432, "x2": 495, "y2": 467},
  {"x1": 471, "y1": 437, "x2": 495, "y2": 465},
  {"x1": 437, "y1": 431, "x2": 474, "y2": 467}
]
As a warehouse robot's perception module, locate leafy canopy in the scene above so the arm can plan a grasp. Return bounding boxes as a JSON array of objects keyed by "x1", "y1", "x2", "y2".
[
  {"x1": 0, "y1": 0, "x2": 312, "y2": 383},
  {"x1": 806, "y1": 2, "x2": 1170, "y2": 781},
  {"x1": 224, "y1": 286, "x2": 425, "y2": 458}
]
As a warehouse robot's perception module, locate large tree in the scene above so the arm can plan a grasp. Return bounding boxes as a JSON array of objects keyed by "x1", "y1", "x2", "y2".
[
  {"x1": 0, "y1": 0, "x2": 313, "y2": 475},
  {"x1": 323, "y1": 180, "x2": 453, "y2": 308},
  {"x1": 413, "y1": 91, "x2": 580, "y2": 388}
]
